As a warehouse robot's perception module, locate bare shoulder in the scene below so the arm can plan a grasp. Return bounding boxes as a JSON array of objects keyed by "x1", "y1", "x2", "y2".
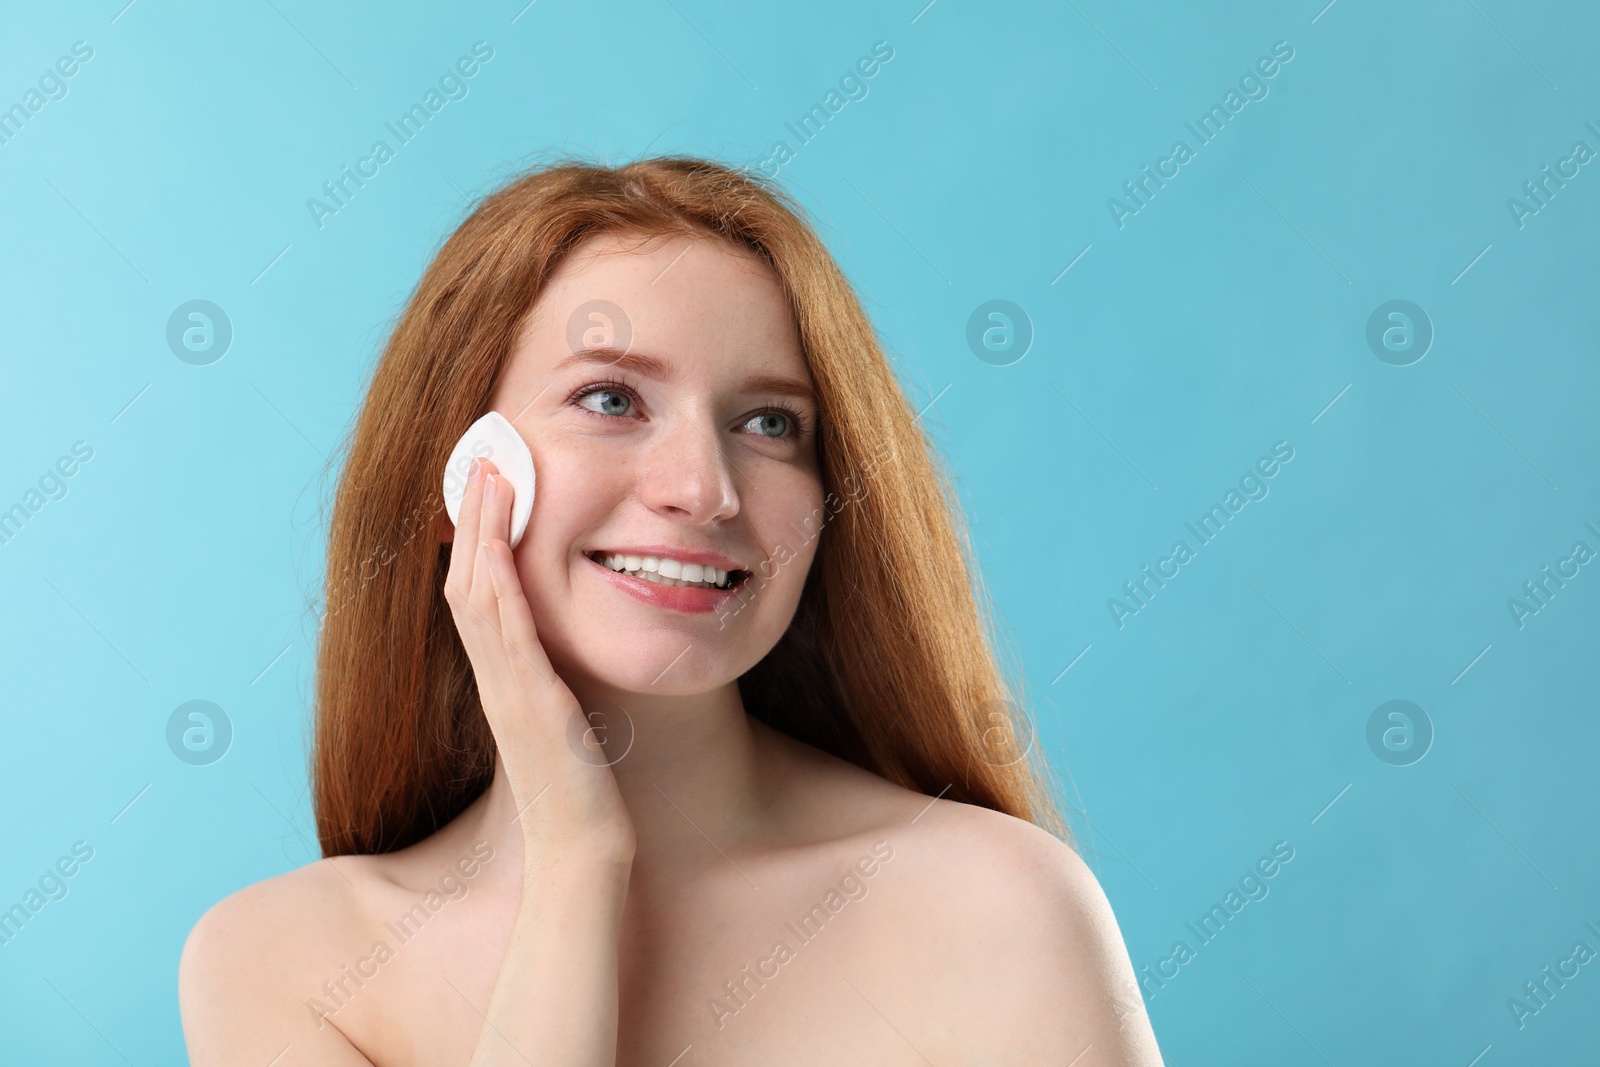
[
  {"x1": 916, "y1": 799, "x2": 1102, "y2": 903},
  {"x1": 179, "y1": 856, "x2": 381, "y2": 1065},
  {"x1": 743, "y1": 723, "x2": 1165, "y2": 1062},
  {"x1": 876, "y1": 800, "x2": 1167, "y2": 1066}
]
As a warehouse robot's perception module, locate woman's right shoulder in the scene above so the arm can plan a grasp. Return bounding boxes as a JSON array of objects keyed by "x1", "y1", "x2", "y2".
[{"x1": 179, "y1": 855, "x2": 386, "y2": 1064}]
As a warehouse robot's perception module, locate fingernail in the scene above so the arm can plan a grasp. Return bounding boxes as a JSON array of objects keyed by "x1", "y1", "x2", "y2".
[
  {"x1": 485, "y1": 473, "x2": 498, "y2": 502},
  {"x1": 468, "y1": 457, "x2": 483, "y2": 483}
]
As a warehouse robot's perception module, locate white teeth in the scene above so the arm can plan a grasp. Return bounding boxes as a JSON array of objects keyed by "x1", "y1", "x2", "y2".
[{"x1": 593, "y1": 552, "x2": 735, "y2": 589}]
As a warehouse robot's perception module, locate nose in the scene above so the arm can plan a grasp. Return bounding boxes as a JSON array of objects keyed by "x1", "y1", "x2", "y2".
[{"x1": 637, "y1": 409, "x2": 740, "y2": 525}]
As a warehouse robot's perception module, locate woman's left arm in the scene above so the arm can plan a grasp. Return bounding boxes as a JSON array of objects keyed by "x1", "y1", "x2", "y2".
[
  {"x1": 919, "y1": 812, "x2": 1167, "y2": 1066},
  {"x1": 1021, "y1": 843, "x2": 1167, "y2": 1065}
]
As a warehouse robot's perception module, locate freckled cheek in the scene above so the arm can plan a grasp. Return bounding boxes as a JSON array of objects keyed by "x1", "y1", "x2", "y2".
[
  {"x1": 508, "y1": 444, "x2": 632, "y2": 591},
  {"x1": 751, "y1": 477, "x2": 825, "y2": 578}
]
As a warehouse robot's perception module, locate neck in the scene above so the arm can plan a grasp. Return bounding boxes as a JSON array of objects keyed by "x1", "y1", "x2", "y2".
[{"x1": 454, "y1": 678, "x2": 775, "y2": 884}]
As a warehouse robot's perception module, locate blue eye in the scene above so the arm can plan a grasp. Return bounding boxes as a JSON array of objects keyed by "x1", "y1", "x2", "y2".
[
  {"x1": 570, "y1": 378, "x2": 810, "y2": 440},
  {"x1": 578, "y1": 388, "x2": 632, "y2": 418},
  {"x1": 743, "y1": 412, "x2": 792, "y2": 438}
]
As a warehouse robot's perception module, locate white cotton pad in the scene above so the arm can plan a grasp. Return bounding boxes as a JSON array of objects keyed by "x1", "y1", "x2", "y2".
[{"x1": 442, "y1": 411, "x2": 536, "y2": 548}]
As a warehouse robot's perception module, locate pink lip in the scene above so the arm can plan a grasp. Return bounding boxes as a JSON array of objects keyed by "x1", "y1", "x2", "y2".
[
  {"x1": 585, "y1": 545, "x2": 746, "y2": 573},
  {"x1": 583, "y1": 554, "x2": 744, "y2": 615}
]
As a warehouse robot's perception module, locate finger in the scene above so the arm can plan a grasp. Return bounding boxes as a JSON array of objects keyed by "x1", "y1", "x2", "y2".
[
  {"x1": 443, "y1": 456, "x2": 484, "y2": 606},
  {"x1": 482, "y1": 538, "x2": 558, "y2": 690},
  {"x1": 468, "y1": 519, "x2": 505, "y2": 643},
  {"x1": 480, "y1": 470, "x2": 514, "y2": 550},
  {"x1": 444, "y1": 457, "x2": 499, "y2": 608},
  {"x1": 466, "y1": 473, "x2": 514, "y2": 634}
]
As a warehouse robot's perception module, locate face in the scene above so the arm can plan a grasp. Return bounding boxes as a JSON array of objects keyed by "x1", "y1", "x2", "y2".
[{"x1": 480, "y1": 231, "x2": 824, "y2": 700}]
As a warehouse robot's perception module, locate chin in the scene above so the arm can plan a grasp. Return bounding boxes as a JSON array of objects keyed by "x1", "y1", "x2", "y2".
[{"x1": 555, "y1": 633, "x2": 761, "y2": 701}]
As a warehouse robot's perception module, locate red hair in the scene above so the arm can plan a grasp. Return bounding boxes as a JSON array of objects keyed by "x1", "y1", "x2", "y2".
[{"x1": 311, "y1": 154, "x2": 1067, "y2": 856}]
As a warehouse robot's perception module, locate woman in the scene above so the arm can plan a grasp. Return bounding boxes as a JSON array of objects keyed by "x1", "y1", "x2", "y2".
[{"x1": 178, "y1": 155, "x2": 1165, "y2": 1065}]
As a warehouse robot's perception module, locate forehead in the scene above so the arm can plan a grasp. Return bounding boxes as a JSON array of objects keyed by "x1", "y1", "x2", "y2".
[{"x1": 511, "y1": 230, "x2": 807, "y2": 378}]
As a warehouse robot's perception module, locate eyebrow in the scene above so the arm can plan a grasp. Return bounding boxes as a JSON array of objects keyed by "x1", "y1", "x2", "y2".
[{"x1": 554, "y1": 346, "x2": 816, "y2": 404}]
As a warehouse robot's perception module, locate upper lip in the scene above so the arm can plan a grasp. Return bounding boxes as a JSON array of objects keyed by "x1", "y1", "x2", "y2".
[{"x1": 586, "y1": 545, "x2": 748, "y2": 573}]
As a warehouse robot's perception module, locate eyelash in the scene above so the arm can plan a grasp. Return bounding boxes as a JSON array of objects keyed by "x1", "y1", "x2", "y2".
[{"x1": 568, "y1": 379, "x2": 811, "y2": 439}]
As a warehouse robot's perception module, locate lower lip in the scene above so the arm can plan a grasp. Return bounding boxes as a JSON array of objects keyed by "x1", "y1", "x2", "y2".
[{"x1": 585, "y1": 555, "x2": 743, "y2": 615}]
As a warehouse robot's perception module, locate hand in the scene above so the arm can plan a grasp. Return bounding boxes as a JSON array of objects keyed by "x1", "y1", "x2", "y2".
[{"x1": 442, "y1": 456, "x2": 636, "y2": 867}]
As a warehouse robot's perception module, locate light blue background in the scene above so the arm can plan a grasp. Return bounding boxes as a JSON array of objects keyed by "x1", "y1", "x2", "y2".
[{"x1": 2, "y1": 0, "x2": 1596, "y2": 1063}]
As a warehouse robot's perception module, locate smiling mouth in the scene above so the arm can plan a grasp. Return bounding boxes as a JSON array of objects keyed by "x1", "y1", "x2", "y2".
[{"x1": 585, "y1": 551, "x2": 750, "y2": 591}]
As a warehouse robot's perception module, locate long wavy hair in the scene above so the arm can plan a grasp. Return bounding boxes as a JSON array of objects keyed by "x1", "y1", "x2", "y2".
[{"x1": 311, "y1": 153, "x2": 1068, "y2": 857}]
